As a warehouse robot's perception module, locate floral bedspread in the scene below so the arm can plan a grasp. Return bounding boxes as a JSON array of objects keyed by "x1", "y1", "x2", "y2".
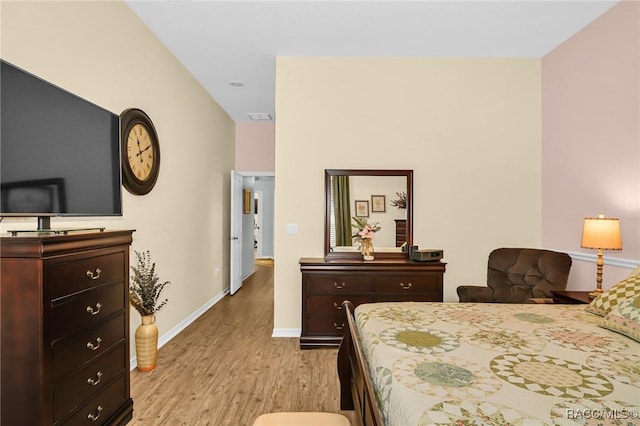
[{"x1": 354, "y1": 302, "x2": 640, "y2": 426}]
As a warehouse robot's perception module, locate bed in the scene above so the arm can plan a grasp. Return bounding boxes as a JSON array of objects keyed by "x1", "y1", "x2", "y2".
[{"x1": 338, "y1": 300, "x2": 640, "y2": 425}]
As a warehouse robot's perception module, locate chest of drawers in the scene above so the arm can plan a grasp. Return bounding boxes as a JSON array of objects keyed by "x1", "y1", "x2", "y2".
[
  {"x1": 300, "y1": 258, "x2": 445, "y2": 348},
  {"x1": 394, "y1": 219, "x2": 407, "y2": 247},
  {"x1": 1, "y1": 230, "x2": 134, "y2": 425}
]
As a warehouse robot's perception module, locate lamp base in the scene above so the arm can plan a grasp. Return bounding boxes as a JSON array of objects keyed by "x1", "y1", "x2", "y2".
[{"x1": 588, "y1": 289, "x2": 602, "y2": 299}]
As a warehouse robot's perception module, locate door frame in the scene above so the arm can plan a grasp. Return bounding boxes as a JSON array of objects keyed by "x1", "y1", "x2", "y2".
[{"x1": 230, "y1": 171, "x2": 275, "y2": 294}]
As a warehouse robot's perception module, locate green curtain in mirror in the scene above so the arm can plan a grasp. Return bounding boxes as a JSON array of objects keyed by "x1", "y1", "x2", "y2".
[{"x1": 332, "y1": 176, "x2": 352, "y2": 247}]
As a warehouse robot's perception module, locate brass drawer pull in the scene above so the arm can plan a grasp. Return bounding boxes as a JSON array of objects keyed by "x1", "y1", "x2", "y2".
[
  {"x1": 87, "y1": 371, "x2": 103, "y2": 386},
  {"x1": 333, "y1": 282, "x2": 346, "y2": 289},
  {"x1": 87, "y1": 405, "x2": 103, "y2": 422},
  {"x1": 333, "y1": 322, "x2": 345, "y2": 331},
  {"x1": 400, "y1": 282, "x2": 413, "y2": 290},
  {"x1": 86, "y1": 337, "x2": 102, "y2": 351},
  {"x1": 86, "y1": 268, "x2": 102, "y2": 280},
  {"x1": 86, "y1": 302, "x2": 102, "y2": 316},
  {"x1": 333, "y1": 302, "x2": 342, "y2": 310}
]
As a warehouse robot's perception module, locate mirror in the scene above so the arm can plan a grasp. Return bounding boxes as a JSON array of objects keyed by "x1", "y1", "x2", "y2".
[{"x1": 325, "y1": 169, "x2": 413, "y2": 260}]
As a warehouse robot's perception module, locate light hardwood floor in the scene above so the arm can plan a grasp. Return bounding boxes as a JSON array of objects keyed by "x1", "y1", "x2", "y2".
[{"x1": 129, "y1": 261, "x2": 354, "y2": 425}]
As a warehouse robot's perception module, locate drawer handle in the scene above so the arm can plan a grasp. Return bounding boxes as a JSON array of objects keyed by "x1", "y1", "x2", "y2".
[
  {"x1": 333, "y1": 302, "x2": 343, "y2": 310},
  {"x1": 87, "y1": 405, "x2": 103, "y2": 422},
  {"x1": 86, "y1": 337, "x2": 102, "y2": 351},
  {"x1": 86, "y1": 302, "x2": 102, "y2": 316},
  {"x1": 333, "y1": 322, "x2": 345, "y2": 331},
  {"x1": 87, "y1": 371, "x2": 103, "y2": 386},
  {"x1": 400, "y1": 282, "x2": 413, "y2": 290},
  {"x1": 333, "y1": 282, "x2": 346, "y2": 289},
  {"x1": 86, "y1": 268, "x2": 102, "y2": 280}
]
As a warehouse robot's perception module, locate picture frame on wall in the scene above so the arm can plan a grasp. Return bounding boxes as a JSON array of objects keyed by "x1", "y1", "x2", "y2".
[
  {"x1": 371, "y1": 195, "x2": 386, "y2": 212},
  {"x1": 243, "y1": 189, "x2": 251, "y2": 214},
  {"x1": 355, "y1": 200, "x2": 369, "y2": 217}
]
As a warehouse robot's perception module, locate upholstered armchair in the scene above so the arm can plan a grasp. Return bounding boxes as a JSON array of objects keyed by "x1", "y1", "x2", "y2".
[{"x1": 457, "y1": 248, "x2": 572, "y2": 303}]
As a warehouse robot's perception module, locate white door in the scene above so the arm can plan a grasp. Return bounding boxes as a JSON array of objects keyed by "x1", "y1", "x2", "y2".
[{"x1": 230, "y1": 170, "x2": 243, "y2": 295}]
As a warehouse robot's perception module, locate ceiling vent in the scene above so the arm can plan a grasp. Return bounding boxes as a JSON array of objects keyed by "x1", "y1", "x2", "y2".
[{"x1": 248, "y1": 113, "x2": 273, "y2": 121}]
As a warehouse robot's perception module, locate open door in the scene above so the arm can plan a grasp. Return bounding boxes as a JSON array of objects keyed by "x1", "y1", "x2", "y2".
[{"x1": 230, "y1": 170, "x2": 243, "y2": 295}]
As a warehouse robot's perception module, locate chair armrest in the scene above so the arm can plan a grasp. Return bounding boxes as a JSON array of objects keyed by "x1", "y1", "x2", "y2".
[
  {"x1": 457, "y1": 285, "x2": 493, "y2": 302},
  {"x1": 525, "y1": 297, "x2": 555, "y2": 304}
]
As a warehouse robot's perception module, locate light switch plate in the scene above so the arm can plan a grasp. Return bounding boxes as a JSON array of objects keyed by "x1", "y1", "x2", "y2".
[{"x1": 286, "y1": 223, "x2": 298, "y2": 234}]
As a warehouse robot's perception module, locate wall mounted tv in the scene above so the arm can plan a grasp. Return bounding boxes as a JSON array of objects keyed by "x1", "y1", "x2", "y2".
[{"x1": 1, "y1": 60, "x2": 122, "y2": 231}]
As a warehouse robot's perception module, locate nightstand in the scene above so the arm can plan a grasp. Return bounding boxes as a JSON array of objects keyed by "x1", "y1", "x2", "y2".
[{"x1": 552, "y1": 290, "x2": 592, "y2": 305}]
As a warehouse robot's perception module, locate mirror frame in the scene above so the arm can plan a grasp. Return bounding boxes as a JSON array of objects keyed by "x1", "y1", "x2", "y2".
[{"x1": 324, "y1": 169, "x2": 413, "y2": 260}]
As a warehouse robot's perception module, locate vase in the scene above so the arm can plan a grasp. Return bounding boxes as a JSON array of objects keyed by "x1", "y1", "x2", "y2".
[
  {"x1": 361, "y1": 239, "x2": 374, "y2": 261},
  {"x1": 135, "y1": 314, "x2": 158, "y2": 371}
]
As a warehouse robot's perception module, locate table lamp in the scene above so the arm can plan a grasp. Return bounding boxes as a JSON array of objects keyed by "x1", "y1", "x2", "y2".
[{"x1": 581, "y1": 214, "x2": 622, "y2": 297}]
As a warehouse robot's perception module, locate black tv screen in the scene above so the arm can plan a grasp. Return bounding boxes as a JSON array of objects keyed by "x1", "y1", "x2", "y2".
[{"x1": 1, "y1": 60, "x2": 122, "y2": 220}]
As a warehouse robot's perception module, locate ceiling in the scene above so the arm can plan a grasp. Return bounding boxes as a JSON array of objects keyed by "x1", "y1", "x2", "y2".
[{"x1": 125, "y1": 1, "x2": 618, "y2": 123}]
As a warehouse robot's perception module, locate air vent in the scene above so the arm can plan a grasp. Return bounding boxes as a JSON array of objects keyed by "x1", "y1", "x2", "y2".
[{"x1": 248, "y1": 113, "x2": 273, "y2": 121}]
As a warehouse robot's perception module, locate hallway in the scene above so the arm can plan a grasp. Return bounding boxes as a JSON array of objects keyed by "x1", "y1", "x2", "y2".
[{"x1": 129, "y1": 261, "x2": 351, "y2": 425}]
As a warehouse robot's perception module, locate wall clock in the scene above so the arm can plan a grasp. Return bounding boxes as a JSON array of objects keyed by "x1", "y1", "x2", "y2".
[{"x1": 120, "y1": 108, "x2": 160, "y2": 195}]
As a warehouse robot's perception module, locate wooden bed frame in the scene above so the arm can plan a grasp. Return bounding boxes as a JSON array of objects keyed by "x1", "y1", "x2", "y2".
[{"x1": 337, "y1": 301, "x2": 384, "y2": 426}]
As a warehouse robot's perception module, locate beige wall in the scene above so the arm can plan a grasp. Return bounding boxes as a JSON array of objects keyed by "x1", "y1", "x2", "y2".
[
  {"x1": 0, "y1": 1, "x2": 235, "y2": 356},
  {"x1": 274, "y1": 58, "x2": 541, "y2": 331}
]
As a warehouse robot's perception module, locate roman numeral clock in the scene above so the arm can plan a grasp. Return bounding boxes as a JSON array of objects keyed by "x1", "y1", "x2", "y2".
[{"x1": 120, "y1": 108, "x2": 160, "y2": 195}]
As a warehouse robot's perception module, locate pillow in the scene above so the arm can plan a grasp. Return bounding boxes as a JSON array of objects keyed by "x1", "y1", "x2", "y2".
[
  {"x1": 585, "y1": 270, "x2": 640, "y2": 316},
  {"x1": 600, "y1": 295, "x2": 640, "y2": 342}
]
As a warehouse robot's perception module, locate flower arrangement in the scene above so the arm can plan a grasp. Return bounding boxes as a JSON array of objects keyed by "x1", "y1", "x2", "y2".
[
  {"x1": 129, "y1": 250, "x2": 170, "y2": 316},
  {"x1": 352, "y1": 216, "x2": 381, "y2": 243},
  {"x1": 390, "y1": 191, "x2": 407, "y2": 209},
  {"x1": 352, "y1": 217, "x2": 380, "y2": 260}
]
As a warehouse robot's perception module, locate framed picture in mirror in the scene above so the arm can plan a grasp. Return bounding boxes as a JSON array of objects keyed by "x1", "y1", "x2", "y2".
[
  {"x1": 371, "y1": 195, "x2": 386, "y2": 212},
  {"x1": 355, "y1": 200, "x2": 369, "y2": 217}
]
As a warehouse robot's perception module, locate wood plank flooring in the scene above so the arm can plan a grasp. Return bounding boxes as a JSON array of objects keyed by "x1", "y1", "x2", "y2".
[{"x1": 129, "y1": 261, "x2": 354, "y2": 425}]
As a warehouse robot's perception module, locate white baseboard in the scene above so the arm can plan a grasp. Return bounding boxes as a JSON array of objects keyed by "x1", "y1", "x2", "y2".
[
  {"x1": 271, "y1": 328, "x2": 301, "y2": 338},
  {"x1": 130, "y1": 288, "x2": 230, "y2": 370},
  {"x1": 565, "y1": 251, "x2": 639, "y2": 269}
]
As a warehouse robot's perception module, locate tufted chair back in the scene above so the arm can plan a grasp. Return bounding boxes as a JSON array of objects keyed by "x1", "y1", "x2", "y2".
[{"x1": 457, "y1": 248, "x2": 573, "y2": 303}]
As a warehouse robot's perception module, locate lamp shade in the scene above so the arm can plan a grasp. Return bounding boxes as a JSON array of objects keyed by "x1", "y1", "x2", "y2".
[{"x1": 581, "y1": 215, "x2": 622, "y2": 250}]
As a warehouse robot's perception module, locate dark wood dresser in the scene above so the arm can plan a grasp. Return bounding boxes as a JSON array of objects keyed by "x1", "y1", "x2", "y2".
[
  {"x1": 551, "y1": 290, "x2": 591, "y2": 304},
  {"x1": 394, "y1": 219, "x2": 406, "y2": 247},
  {"x1": 300, "y1": 257, "x2": 445, "y2": 348},
  {"x1": 1, "y1": 229, "x2": 134, "y2": 425}
]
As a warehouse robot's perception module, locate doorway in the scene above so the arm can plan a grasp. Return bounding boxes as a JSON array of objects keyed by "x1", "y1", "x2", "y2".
[{"x1": 230, "y1": 172, "x2": 275, "y2": 288}]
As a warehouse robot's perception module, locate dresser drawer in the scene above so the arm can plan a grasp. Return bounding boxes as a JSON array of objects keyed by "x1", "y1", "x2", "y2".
[
  {"x1": 60, "y1": 373, "x2": 127, "y2": 426},
  {"x1": 53, "y1": 344, "x2": 126, "y2": 422},
  {"x1": 51, "y1": 252, "x2": 125, "y2": 299},
  {"x1": 374, "y1": 274, "x2": 440, "y2": 294},
  {"x1": 51, "y1": 283, "x2": 125, "y2": 339},
  {"x1": 307, "y1": 295, "x2": 372, "y2": 314},
  {"x1": 307, "y1": 274, "x2": 372, "y2": 294},
  {"x1": 52, "y1": 314, "x2": 124, "y2": 381},
  {"x1": 306, "y1": 314, "x2": 348, "y2": 335},
  {"x1": 375, "y1": 294, "x2": 442, "y2": 303}
]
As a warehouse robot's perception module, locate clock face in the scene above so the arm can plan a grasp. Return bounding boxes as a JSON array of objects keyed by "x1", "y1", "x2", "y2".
[
  {"x1": 126, "y1": 123, "x2": 155, "y2": 182},
  {"x1": 120, "y1": 108, "x2": 160, "y2": 195}
]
